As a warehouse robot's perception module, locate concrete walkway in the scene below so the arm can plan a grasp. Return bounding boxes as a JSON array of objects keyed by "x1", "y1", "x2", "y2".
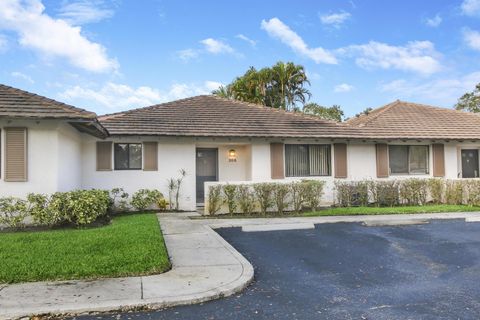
[{"x1": 0, "y1": 212, "x2": 254, "y2": 320}]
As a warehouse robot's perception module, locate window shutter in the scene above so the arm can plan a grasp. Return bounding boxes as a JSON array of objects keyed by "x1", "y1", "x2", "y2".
[
  {"x1": 432, "y1": 144, "x2": 445, "y2": 177},
  {"x1": 334, "y1": 143, "x2": 347, "y2": 178},
  {"x1": 5, "y1": 127, "x2": 27, "y2": 182},
  {"x1": 376, "y1": 144, "x2": 389, "y2": 178},
  {"x1": 143, "y1": 142, "x2": 158, "y2": 171},
  {"x1": 96, "y1": 141, "x2": 112, "y2": 171},
  {"x1": 270, "y1": 143, "x2": 285, "y2": 179}
]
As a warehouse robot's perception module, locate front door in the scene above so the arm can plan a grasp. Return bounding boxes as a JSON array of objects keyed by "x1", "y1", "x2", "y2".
[
  {"x1": 196, "y1": 148, "x2": 218, "y2": 203},
  {"x1": 462, "y1": 149, "x2": 479, "y2": 178}
]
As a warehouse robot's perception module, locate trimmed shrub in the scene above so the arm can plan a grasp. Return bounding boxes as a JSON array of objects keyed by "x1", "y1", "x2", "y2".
[
  {"x1": 0, "y1": 197, "x2": 27, "y2": 228},
  {"x1": 130, "y1": 189, "x2": 164, "y2": 211},
  {"x1": 110, "y1": 188, "x2": 129, "y2": 212},
  {"x1": 237, "y1": 184, "x2": 255, "y2": 215},
  {"x1": 303, "y1": 180, "x2": 326, "y2": 211},
  {"x1": 335, "y1": 180, "x2": 369, "y2": 207},
  {"x1": 428, "y1": 178, "x2": 444, "y2": 204},
  {"x1": 207, "y1": 185, "x2": 222, "y2": 215},
  {"x1": 273, "y1": 183, "x2": 290, "y2": 215},
  {"x1": 399, "y1": 179, "x2": 428, "y2": 206},
  {"x1": 291, "y1": 181, "x2": 307, "y2": 213},
  {"x1": 63, "y1": 190, "x2": 111, "y2": 225},
  {"x1": 157, "y1": 198, "x2": 169, "y2": 211},
  {"x1": 372, "y1": 180, "x2": 399, "y2": 207},
  {"x1": 253, "y1": 183, "x2": 275, "y2": 215},
  {"x1": 445, "y1": 180, "x2": 464, "y2": 205},
  {"x1": 465, "y1": 180, "x2": 480, "y2": 206},
  {"x1": 223, "y1": 184, "x2": 237, "y2": 215},
  {"x1": 27, "y1": 193, "x2": 61, "y2": 227}
]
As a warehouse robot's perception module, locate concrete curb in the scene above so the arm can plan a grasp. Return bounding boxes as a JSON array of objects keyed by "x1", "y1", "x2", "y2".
[{"x1": 0, "y1": 213, "x2": 254, "y2": 320}]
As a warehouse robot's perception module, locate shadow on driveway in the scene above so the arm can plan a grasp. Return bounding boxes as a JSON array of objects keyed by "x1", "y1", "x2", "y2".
[{"x1": 73, "y1": 219, "x2": 480, "y2": 320}]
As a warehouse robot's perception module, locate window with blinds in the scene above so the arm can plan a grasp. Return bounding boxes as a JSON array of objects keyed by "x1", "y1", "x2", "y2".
[
  {"x1": 285, "y1": 144, "x2": 331, "y2": 177},
  {"x1": 389, "y1": 145, "x2": 429, "y2": 175}
]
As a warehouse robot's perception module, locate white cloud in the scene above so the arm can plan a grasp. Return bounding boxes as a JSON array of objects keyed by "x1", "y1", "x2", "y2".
[
  {"x1": 380, "y1": 71, "x2": 480, "y2": 105},
  {"x1": 463, "y1": 28, "x2": 480, "y2": 50},
  {"x1": 425, "y1": 14, "x2": 442, "y2": 27},
  {"x1": 461, "y1": 0, "x2": 480, "y2": 16},
  {"x1": 342, "y1": 40, "x2": 442, "y2": 75},
  {"x1": 0, "y1": 0, "x2": 117, "y2": 73},
  {"x1": 176, "y1": 48, "x2": 199, "y2": 62},
  {"x1": 200, "y1": 38, "x2": 234, "y2": 54},
  {"x1": 261, "y1": 17, "x2": 337, "y2": 64},
  {"x1": 57, "y1": 0, "x2": 115, "y2": 25},
  {"x1": 59, "y1": 81, "x2": 224, "y2": 111},
  {"x1": 334, "y1": 83, "x2": 354, "y2": 93},
  {"x1": 236, "y1": 34, "x2": 257, "y2": 47},
  {"x1": 319, "y1": 11, "x2": 351, "y2": 27},
  {"x1": 11, "y1": 71, "x2": 34, "y2": 83}
]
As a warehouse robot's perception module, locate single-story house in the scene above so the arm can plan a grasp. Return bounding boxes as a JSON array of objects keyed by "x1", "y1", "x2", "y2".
[{"x1": 1, "y1": 84, "x2": 480, "y2": 211}]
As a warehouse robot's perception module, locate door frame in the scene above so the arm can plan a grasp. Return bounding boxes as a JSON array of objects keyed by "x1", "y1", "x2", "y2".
[
  {"x1": 461, "y1": 149, "x2": 479, "y2": 178},
  {"x1": 195, "y1": 148, "x2": 219, "y2": 204}
]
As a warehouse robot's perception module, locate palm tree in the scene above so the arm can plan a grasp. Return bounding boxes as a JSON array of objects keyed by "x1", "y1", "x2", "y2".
[
  {"x1": 211, "y1": 85, "x2": 232, "y2": 99},
  {"x1": 270, "y1": 62, "x2": 310, "y2": 111}
]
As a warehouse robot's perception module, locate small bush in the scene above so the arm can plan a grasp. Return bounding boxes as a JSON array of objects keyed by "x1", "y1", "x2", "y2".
[
  {"x1": 303, "y1": 180, "x2": 326, "y2": 211},
  {"x1": 253, "y1": 183, "x2": 275, "y2": 215},
  {"x1": 0, "y1": 197, "x2": 27, "y2": 228},
  {"x1": 399, "y1": 179, "x2": 428, "y2": 206},
  {"x1": 27, "y1": 193, "x2": 61, "y2": 227},
  {"x1": 131, "y1": 189, "x2": 164, "y2": 211},
  {"x1": 335, "y1": 180, "x2": 369, "y2": 207},
  {"x1": 445, "y1": 180, "x2": 464, "y2": 205},
  {"x1": 372, "y1": 180, "x2": 399, "y2": 207},
  {"x1": 428, "y1": 178, "x2": 444, "y2": 204},
  {"x1": 110, "y1": 188, "x2": 129, "y2": 212},
  {"x1": 465, "y1": 180, "x2": 480, "y2": 206},
  {"x1": 291, "y1": 182, "x2": 307, "y2": 213},
  {"x1": 273, "y1": 183, "x2": 290, "y2": 215},
  {"x1": 207, "y1": 185, "x2": 222, "y2": 215},
  {"x1": 157, "y1": 198, "x2": 169, "y2": 211},
  {"x1": 63, "y1": 189, "x2": 111, "y2": 225},
  {"x1": 223, "y1": 184, "x2": 237, "y2": 215},
  {"x1": 237, "y1": 184, "x2": 255, "y2": 215}
]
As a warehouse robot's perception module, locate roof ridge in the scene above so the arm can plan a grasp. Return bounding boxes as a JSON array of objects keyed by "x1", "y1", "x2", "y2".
[
  {"x1": 0, "y1": 83, "x2": 97, "y2": 118},
  {"x1": 347, "y1": 100, "x2": 401, "y2": 127}
]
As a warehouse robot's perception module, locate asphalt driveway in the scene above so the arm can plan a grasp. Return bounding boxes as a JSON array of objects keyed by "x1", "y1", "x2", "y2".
[{"x1": 73, "y1": 219, "x2": 480, "y2": 320}]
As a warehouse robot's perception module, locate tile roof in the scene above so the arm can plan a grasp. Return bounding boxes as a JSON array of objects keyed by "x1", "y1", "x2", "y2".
[
  {"x1": 99, "y1": 95, "x2": 360, "y2": 138},
  {"x1": 346, "y1": 100, "x2": 480, "y2": 140},
  {"x1": 0, "y1": 84, "x2": 96, "y2": 119}
]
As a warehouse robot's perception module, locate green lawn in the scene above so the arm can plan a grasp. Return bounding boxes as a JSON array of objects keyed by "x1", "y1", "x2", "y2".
[
  {"x1": 0, "y1": 213, "x2": 171, "y2": 284},
  {"x1": 303, "y1": 205, "x2": 480, "y2": 216}
]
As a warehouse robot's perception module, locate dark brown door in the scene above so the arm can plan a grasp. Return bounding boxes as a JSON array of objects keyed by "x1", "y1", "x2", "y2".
[
  {"x1": 196, "y1": 148, "x2": 218, "y2": 203},
  {"x1": 462, "y1": 149, "x2": 479, "y2": 178}
]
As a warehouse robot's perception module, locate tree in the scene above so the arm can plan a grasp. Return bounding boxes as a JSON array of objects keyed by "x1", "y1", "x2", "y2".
[
  {"x1": 212, "y1": 61, "x2": 311, "y2": 111},
  {"x1": 455, "y1": 83, "x2": 480, "y2": 113},
  {"x1": 355, "y1": 107, "x2": 373, "y2": 118},
  {"x1": 302, "y1": 103, "x2": 344, "y2": 122}
]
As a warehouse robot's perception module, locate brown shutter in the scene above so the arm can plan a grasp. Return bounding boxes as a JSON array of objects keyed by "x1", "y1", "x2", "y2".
[
  {"x1": 432, "y1": 144, "x2": 445, "y2": 177},
  {"x1": 334, "y1": 143, "x2": 347, "y2": 178},
  {"x1": 270, "y1": 143, "x2": 284, "y2": 179},
  {"x1": 376, "y1": 144, "x2": 389, "y2": 178},
  {"x1": 143, "y1": 142, "x2": 158, "y2": 171},
  {"x1": 5, "y1": 127, "x2": 27, "y2": 182},
  {"x1": 96, "y1": 141, "x2": 112, "y2": 171}
]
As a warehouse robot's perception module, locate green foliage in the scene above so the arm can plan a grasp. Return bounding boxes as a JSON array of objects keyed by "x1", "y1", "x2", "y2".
[
  {"x1": 130, "y1": 189, "x2": 164, "y2": 211},
  {"x1": 335, "y1": 180, "x2": 369, "y2": 207},
  {"x1": 290, "y1": 181, "x2": 307, "y2": 213},
  {"x1": 303, "y1": 103, "x2": 344, "y2": 122},
  {"x1": 157, "y1": 198, "x2": 169, "y2": 211},
  {"x1": 399, "y1": 179, "x2": 428, "y2": 206},
  {"x1": 167, "y1": 169, "x2": 187, "y2": 211},
  {"x1": 253, "y1": 183, "x2": 275, "y2": 215},
  {"x1": 464, "y1": 179, "x2": 480, "y2": 206},
  {"x1": 0, "y1": 197, "x2": 27, "y2": 229},
  {"x1": 272, "y1": 183, "x2": 290, "y2": 215},
  {"x1": 110, "y1": 188, "x2": 129, "y2": 212},
  {"x1": 445, "y1": 180, "x2": 464, "y2": 205},
  {"x1": 372, "y1": 181, "x2": 399, "y2": 207},
  {"x1": 27, "y1": 193, "x2": 61, "y2": 227},
  {"x1": 212, "y1": 61, "x2": 311, "y2": 111},
  {"x1": 222, "y1": 184, "x2": 238, "y2": 215},
  {"x1": 302, "y1": 180, "x2": 326, "y2": 211},
  {"x1": 207, "y1": 185, "x2": 223, "y2": 215},
  {"x1": 63, "y1": 190, "x2": 111, "y2": 226},
  {"x1": 455, "y1": 83, "x2": 480, "y2": 113},
  {"x1": 428, "y1": 178, "x2": 444, "y2": 204},
  {"x1": 236, "y1": 184, "x2": 256, "y2": 215},
  {"x1": 354, "y1": 107, "x2": 374, "y2": 118}
]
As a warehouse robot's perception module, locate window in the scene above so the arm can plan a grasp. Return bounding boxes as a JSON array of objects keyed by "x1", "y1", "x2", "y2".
[
  {"x1": 285, "y1": 144, "x2": 331, "y2": 177},
  {"x1": 388, "y1": 145, "x2": 429, "y2": 175},
  {"x1": 114, "y1": 143, "x2": 142, "y2": 170}
]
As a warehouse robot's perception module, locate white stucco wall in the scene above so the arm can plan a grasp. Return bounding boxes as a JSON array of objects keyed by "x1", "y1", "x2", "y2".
[
  {"x1": 81, "y1": 136, "x2": 197, "y2": 211},
  {"x1": 217, "y1": 145, "x2": 250, "y2": 181},
  {"x1": 57, "y1": 123, "x2": 83, "y2": 191}
]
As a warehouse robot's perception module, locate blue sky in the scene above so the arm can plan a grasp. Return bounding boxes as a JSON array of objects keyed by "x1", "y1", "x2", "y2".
[{"x1": 1, "y1": 0, "x2": 480, "y2": 116}]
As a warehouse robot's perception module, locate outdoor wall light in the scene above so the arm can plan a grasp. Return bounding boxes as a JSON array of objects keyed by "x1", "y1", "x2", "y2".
[{"x1": 228, "y1": 149, "x2": 237, "y2": 162}]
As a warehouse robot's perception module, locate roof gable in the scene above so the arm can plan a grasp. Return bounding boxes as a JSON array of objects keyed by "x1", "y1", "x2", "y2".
[
  {"x1": 0, "y1": 84, "x2": 96, "y2": 120},
  {"x1": 99, "y1": 95, "x2": 359, "y2": 138}
]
